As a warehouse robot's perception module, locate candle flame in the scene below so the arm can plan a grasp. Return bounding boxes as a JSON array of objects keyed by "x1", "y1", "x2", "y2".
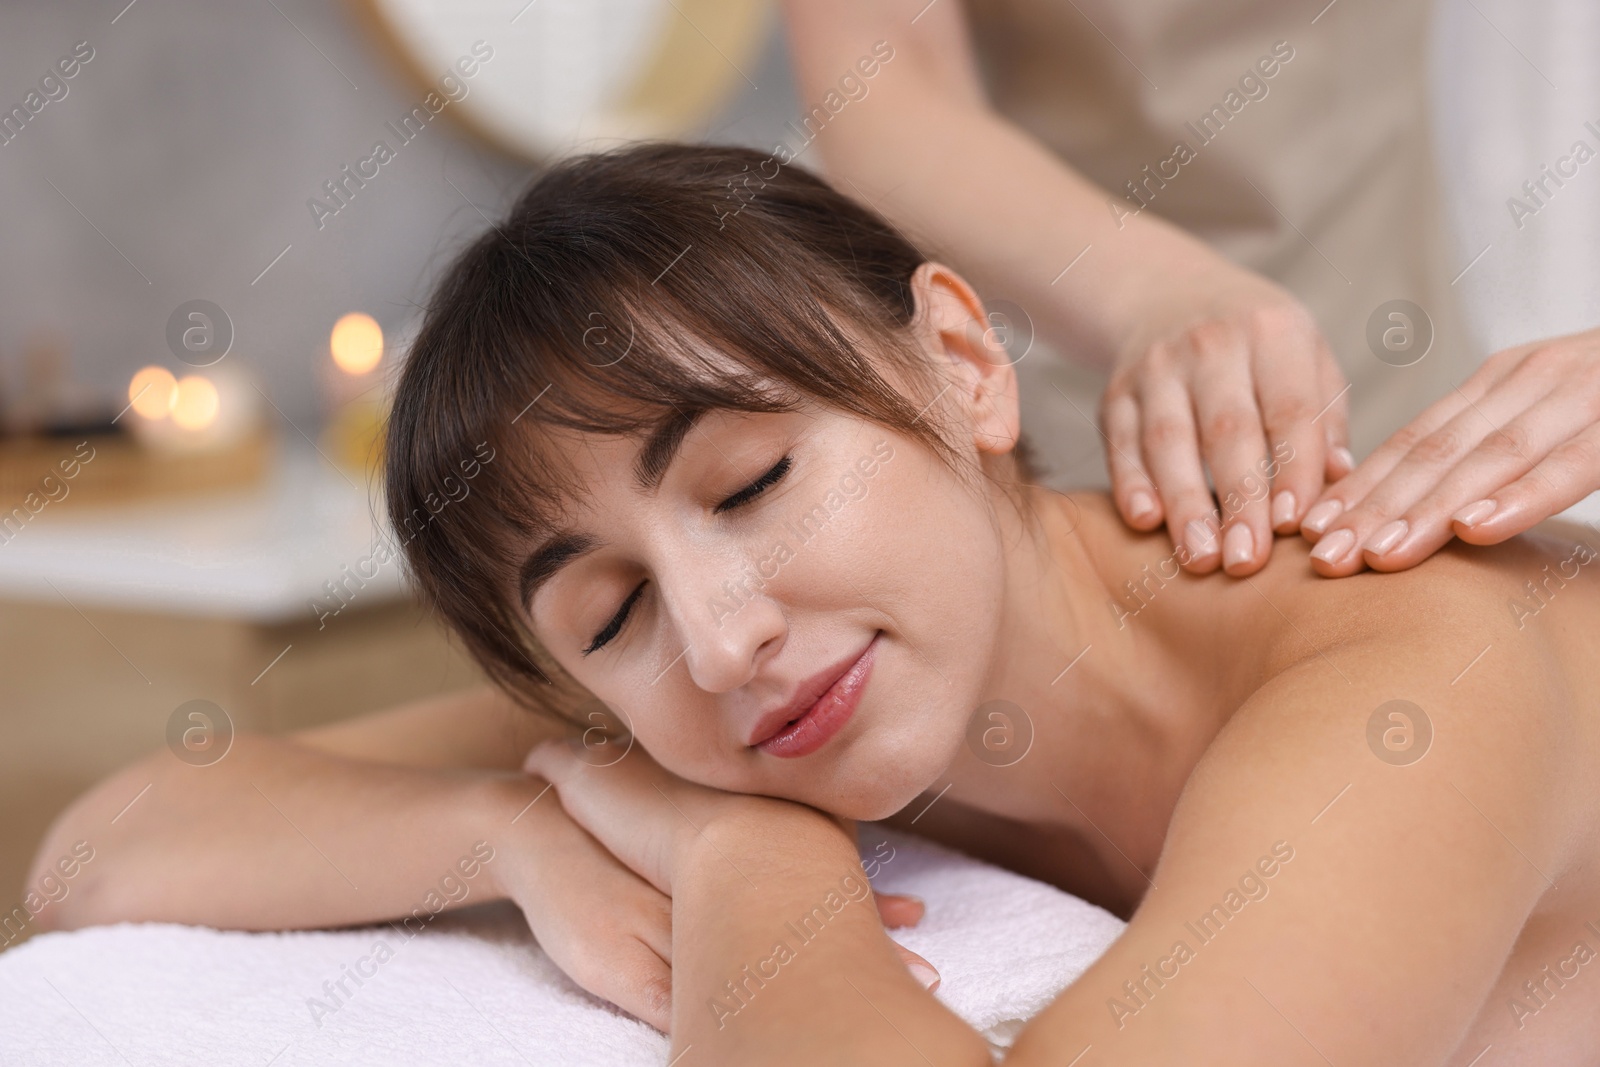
[
  {"x1": 129, "y1": 366, "x2": 178, "y2": 419},
  {"x1": 171, "y1": 375, "x2": 220, "y2": 430},
  {"x1": 330, "y1": 313, "x2": 384, "y2": 375}
]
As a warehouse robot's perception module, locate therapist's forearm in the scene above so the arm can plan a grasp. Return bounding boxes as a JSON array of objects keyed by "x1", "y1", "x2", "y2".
[
  {"x1": 790, "y1": 32, "x2": 1224, "y2": 371},
  {"x1": 668, "y1": 807, "x2": 990, "y2": 1066},
  {"x1": 29, "y1": 734, "x2": 545, "y2": 933}
]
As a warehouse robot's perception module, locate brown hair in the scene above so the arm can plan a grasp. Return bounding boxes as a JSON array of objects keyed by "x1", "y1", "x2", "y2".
[{"x1": 384, "y1": 140, "x2": 1042, "y2": 719}]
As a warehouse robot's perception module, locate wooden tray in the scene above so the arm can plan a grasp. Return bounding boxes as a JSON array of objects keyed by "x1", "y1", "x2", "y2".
[{"x1": 0, "y1": 427, "x2": 273, "y2": 509}]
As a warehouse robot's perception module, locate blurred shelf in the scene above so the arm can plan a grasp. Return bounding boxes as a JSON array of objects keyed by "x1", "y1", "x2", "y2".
[{"x1": 0, "y1": 435, "x2": 404, "y2": 621}]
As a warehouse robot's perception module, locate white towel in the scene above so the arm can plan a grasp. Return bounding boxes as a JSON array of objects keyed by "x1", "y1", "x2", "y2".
[{"x1": 0, "y1": 825, "x2": 1124, "y2": 1065}]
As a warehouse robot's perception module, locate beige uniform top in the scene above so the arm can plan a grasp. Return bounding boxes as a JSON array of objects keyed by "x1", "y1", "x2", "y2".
[{"x1": 960, "y1": 0, "x2": 1475, "y2": 489}]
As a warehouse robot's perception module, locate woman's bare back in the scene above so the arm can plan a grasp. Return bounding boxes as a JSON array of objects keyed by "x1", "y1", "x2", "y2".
[{"x1": 882, "y1": 492, "x2": 1600, "y2": 1063}]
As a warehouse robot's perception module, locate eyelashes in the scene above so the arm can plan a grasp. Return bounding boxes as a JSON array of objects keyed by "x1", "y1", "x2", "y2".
[
  {"x1": 714, "y1": 454, "x2": 792, "y2": 513},
  {"x1": 580, "y1": 454, "x2": 794, "y2": 656},
  {"x1": 582, "y1": 580, "x2": 645, "y2": 656}
]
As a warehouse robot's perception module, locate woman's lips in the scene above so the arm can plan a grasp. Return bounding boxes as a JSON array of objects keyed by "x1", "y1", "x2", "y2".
[{"x1": 756, "y1": 632, "x2": 880, "y2": 759}]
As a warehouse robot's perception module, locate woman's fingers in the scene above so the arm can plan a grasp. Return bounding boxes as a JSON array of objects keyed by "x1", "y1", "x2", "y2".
[
  {"x1": 878, "y1": 894, "x2": 938, "y2": 987},
  {"x1": 889, "y1": 938, "x2": 941, "y2": 992},
  {"x1": 581, "y1": 936, "x2": 675, "y2": 1034},
  {"x1": 512, "y1": 802, "x2": 677, "y2": 1033},
  {"x1": 1298, "y1": 391, "x2": 1465, "y2": 549},
  {"x1": 873, "y1": 892, "x2": 925, "y2": 929},
  {"x1": 1344, "y1": 403, "x2": 1600, "y2": 572}
]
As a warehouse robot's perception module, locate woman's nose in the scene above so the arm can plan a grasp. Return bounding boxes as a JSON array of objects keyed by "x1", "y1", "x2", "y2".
[{"x1": 657, "y1": 549, "x2": 787, "y2": 692}]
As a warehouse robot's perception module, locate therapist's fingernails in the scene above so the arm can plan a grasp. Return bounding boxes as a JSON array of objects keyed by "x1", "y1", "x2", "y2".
[
  {"x1": 1301, "y1": 499, "x2": 1344, "y2": 535},
  {"x1": 1310, "y1": 528, "x2": 1356, "y2": 565},
  {"x1": 1453, "y1": 499, "x2": 1497, "y2": 527},
  {"x1": 1127, "y1": 489, "x2": 1156, "y2": 521},
  {"x1": 1271, "y1": 491, "x2": 1297, "y2": 529},
  {"x1": 906, "y1": 960, "x2": 941, "y2": 991},
  {"x1": 1185, "y1": 519, "x2": 1218, "y2": 560},
  {"x1": 1333, "y1": 446, "x2": 1355, "y2": 473},
  {"x1": 1223, "y1": 524, "x2": 1254, "y2": 569},
  {"x1": 1366, "y1": 520, "x2": 1408, "y2": 556}
]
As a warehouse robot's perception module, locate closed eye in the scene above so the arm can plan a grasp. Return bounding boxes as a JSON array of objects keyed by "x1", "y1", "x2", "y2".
[
  {"x1": 714, "y1": 454, "x2": 792, "y2": 514},
  {"x1": 582, "y1": 580, "x2": 645, "y2": 656}
]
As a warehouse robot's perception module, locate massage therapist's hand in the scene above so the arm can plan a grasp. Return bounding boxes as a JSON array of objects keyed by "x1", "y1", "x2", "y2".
[
  {"x1": 1299, "y1": 326, "x2": 1600, "y2": 576},
  {"x1": 1099, "y1": 257, "x2": 1354, "y2": 577},
  {"x1": 521, "y1": 739, "x2": 936, "y2": 1026}
]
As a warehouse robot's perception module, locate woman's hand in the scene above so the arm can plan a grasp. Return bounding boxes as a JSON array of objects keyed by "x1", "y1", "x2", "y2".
[
  {"x1": 1299, "y1": 326, "x2": 1600, "y2": 576},
  {"x1": 492, "y1": 791, "x2": 679, "y2": 1032},
  {"x1": 517, "y1": 740, "x2": 937, "y2": 1030},
  {"x1": 1099, "y1": 260, "x2": 1353, "y2": 578}
]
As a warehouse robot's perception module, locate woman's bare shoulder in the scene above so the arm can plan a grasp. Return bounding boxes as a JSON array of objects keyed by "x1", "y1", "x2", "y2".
[{"x1": 1254, "y1": 515, "x2": 1600, "y2": 682}]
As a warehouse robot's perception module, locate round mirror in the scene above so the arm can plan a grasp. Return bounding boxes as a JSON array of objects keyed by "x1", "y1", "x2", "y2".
[{"x1": 352, "y1": 0, "x2": 775, "y2": 162}]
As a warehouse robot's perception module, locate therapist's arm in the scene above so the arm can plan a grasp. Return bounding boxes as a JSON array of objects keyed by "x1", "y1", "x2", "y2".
[{"x1": 778, "y1": 0, "x2": 1352, "y2": 579}]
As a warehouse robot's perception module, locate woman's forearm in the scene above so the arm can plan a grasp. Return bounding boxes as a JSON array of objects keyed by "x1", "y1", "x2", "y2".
[
  {"x1": 786, "y1": 12, "x2": 1228, "y2": 370},
  {"x1": 28, "y1": 733, "x2": 547, "y2": 933},
  {"x1": 668, "y1": 807, "x2": 990, "y2": 1066}
]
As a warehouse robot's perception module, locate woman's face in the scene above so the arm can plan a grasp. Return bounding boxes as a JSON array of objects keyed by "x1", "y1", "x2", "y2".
[{"x1": 519, "y1": 394, "x2": 1019, "y2": 821}]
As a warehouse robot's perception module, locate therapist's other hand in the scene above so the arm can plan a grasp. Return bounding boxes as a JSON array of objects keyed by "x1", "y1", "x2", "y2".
[
  {"x1": 1099, "y1": 265, "x2": 1353, "y2": 577},
  {"x1": 1299, "y1": 327, "x2": 1600, "y2": 576}
]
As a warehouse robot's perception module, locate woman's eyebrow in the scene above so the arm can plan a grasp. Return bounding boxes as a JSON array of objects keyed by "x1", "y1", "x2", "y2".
[
  {"x1": 520, "y1": 530, "x2": 601, "y2": 610},
  {"x1": 633, "y1": 406, "x2": 707, "y2": 493}
]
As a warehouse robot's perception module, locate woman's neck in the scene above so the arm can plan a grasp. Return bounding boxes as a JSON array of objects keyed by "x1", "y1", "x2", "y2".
[{"x1": 932, "y1": 486, "x2": 1287, "y2": 850}]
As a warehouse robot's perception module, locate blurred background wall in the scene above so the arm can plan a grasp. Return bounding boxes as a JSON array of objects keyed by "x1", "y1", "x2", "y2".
[
  {"x1": 1432, "y1": 0, "x2": 1600, "y2": 352},
  {"x1": 0, "y1": 0, "x2": 798, "y2": 427}
]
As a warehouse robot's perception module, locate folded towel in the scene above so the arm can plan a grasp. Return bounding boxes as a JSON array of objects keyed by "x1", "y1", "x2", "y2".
[{"x1": 0, "y1": 825, "x2": 1124, "y2": 1065}]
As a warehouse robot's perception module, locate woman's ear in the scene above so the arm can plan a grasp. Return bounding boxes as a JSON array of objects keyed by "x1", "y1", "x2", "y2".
[{"x1": 907, "y1": 260, "x2": 1023, "y2": 461}]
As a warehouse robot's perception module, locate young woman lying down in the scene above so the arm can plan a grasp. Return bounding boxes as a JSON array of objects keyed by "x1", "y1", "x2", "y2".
[{"x1": 32, "y1": 141, "x2": 1600, "y2": 1066}]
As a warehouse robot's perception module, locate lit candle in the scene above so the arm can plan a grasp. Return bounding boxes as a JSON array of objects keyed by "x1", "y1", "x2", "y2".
[
  {"x1": 330, "y1": 313, "x2": 384, "y2": 376},
  {"x1": 322, "y1": 312, "x2": 389, "y2": 475},
  {"x1": 125, "y1": 362, "x2": 262, "y2": 454}
]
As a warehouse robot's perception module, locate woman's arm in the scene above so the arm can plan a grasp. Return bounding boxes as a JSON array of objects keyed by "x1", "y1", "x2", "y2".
[
  {"x1": 27, "y1": 684, "x2": 564, "y2": 932},
  {"x1": 28, "y1": 684, "x2": 703, "y2": 1029},
  {"x1": 670, "y1": 807, "x2": 990, "y2": 1065},
  {"x1": 778, "y1": 0, "x2": 1352, "y2": 576},
  {"x1": 521, "y1": 740, "x2": 991, "y2": 1065}
]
